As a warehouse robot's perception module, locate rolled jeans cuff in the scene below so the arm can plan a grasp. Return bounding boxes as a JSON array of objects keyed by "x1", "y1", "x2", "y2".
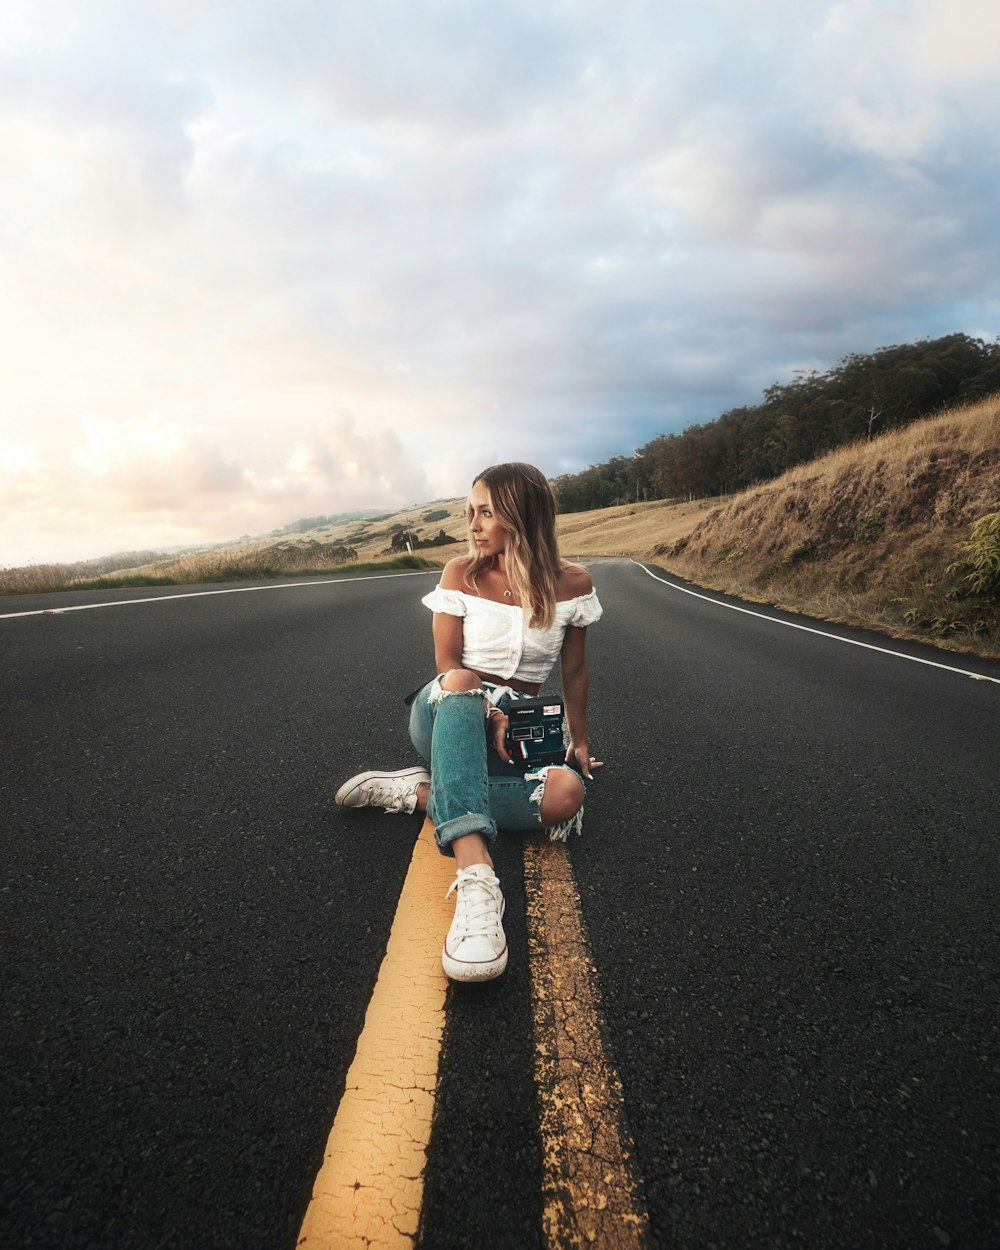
[{"x1": 431, "y1": 810, "x2": 498, "y2": 852}]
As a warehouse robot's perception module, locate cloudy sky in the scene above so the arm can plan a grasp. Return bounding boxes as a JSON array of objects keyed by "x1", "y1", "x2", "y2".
[{"x1": 2, "y1": 0, "x2": 999, "y2": 566}]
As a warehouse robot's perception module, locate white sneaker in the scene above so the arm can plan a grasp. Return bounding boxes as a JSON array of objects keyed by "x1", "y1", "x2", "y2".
[
  {"x1": 334, "y1": 766, "x2": 430, "y2": 814},
  {"x1": 442, "y1": 864, "x2": 507, "y2": 982}
]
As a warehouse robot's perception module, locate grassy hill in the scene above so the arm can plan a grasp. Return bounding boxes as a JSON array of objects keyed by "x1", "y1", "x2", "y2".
[
  {"x1": 648, "y1": 395, "x2": 1000, "y2": 657},
  {"x1": 4, "y1": 396, "x2": 998, "y2": 657}
]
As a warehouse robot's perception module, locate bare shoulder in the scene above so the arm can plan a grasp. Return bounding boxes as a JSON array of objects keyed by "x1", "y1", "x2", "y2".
[
  {"x1": 439, "y1": 556, "x2": 474, "y2": 591},
  {"x1": 558, "y1": 561, "x2": 593, "y2": 599}
]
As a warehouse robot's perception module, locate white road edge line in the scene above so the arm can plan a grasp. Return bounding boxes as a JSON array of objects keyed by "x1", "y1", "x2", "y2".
[
  {"x1": 0, "y1": 569, "x2": 439, "y2": 621},
  {"x1": 631, "y1": 558, "x2": 1000, "y2": 686}
]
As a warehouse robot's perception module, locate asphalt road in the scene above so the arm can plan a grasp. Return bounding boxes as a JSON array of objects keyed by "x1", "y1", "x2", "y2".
[{"x1": 2, "y1": 561, "x2": 998, "y2": 1249}]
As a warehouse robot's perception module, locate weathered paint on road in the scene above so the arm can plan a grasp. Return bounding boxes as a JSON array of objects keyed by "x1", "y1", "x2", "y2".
[
  {"x1": 524, "y1": 839, "x2": 650, "y2": 1249},
  {"x1": 297, "y1": 817, "x2": 453, "y2": 1248},
  {"x1": 299, "y1": 821, "x2": 650, "y2": 1247}
]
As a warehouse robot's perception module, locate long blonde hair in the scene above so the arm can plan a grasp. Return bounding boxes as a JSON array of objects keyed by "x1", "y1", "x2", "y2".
[{"x1": 464, "y1": 462, "x2": 561, "y2": 629}]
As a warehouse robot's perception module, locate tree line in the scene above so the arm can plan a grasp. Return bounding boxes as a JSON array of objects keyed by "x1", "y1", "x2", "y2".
[{"x1": 552, "y1": 333, "x2": 1000, "y2": 511}]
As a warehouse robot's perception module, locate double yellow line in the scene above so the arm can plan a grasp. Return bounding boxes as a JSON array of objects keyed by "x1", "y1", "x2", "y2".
[{"x1": 297, "y1": 819, "x2": 649, "y2": 1248}]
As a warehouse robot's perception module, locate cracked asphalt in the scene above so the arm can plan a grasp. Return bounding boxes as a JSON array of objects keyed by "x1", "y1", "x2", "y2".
[{"x1": 2, "y1": 561, "x2": 999, "y2": 1249}]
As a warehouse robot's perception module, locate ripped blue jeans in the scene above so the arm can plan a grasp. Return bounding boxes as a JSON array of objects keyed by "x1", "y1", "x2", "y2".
[{"x1": 408, "y1": 676, "x2": 586, "y2": 856}]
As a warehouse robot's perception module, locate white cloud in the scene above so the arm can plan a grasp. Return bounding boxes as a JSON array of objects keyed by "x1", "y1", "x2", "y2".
[
  {"x1": 1, "y1": 411, "x2": 430, "y2": 565},
  {"x1": 811, "y1": 0, "x2": 1000, "y2": 162},
  {"x1": 69, "y1": 416, "x2": 247, "y2": 510},
  {"x1": 911, "y1": 0, "x2": 1000, "y2": 81},
  {"x1": 258, "y1": 413, "x2": 429, "y2": 507},
  {"x1": 829, "y1": 95, "x2": 946, "y2": 164},
  {"x1": 1, "y1": 0, "x2": 998, "y2": 566}
]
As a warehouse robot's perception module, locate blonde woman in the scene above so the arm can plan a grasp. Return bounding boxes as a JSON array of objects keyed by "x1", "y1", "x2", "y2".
[{"x1": 335, "y1": 462, "x2": 603, "y2": 982}]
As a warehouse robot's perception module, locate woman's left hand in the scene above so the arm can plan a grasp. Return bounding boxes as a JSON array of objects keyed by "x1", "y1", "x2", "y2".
[
  {"x1": 566, "y1": 740, "x2": 603, "y2": 780},
  {"x1": 488, "y1": 708, "x2": 514, "y2": 764}
]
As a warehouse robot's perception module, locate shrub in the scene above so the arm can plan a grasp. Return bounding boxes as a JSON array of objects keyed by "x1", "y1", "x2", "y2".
[
  {"x1": 854, "y1": 510, "x2": 887, "y2": 543},
  {"x1": 948, "y1": 508, "x2": 1000, "y2": 596}
]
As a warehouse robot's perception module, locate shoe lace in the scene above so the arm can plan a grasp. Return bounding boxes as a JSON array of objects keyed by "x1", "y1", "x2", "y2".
[
  {"x1": 445, "y1": 870, "x2": 502, "y2": 939},
  {"x1": 365, "y1": 782, "x2": 409, "y2": 812}
]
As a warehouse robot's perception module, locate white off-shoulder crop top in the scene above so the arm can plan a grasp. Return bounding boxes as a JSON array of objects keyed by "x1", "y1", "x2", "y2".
[{"x1": 421, "y1": 585, "x2": 603, "y2": 684}]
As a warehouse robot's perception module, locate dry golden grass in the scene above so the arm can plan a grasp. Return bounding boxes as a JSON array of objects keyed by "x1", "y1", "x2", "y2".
[
  {"x1": 555, "y1": 497, "x2": 724, "y2": 556},
  {"x1": 0, "y1": 563, "x2": 97, "y2": 595},
  {"x1": 649, "y1": 395, "x2": 1000, "y2": 657}
]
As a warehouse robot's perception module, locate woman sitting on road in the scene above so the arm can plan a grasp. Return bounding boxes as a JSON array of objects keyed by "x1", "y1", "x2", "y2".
[{"x1": 334, "y1": 461, "x2": 603, "y2": 984}]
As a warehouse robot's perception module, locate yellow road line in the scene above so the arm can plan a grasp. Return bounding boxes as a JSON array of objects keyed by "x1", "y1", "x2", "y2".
[
  {"x1": 297, "y1": 817, "x2": 454, "y2": 1248},
  {"x1": 524, "y1": 840, "x2": 651, "y2": 1249}
]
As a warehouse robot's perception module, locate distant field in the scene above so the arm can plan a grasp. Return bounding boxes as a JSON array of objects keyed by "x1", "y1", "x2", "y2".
[{"x1": 0, "y1": 494, "x2": 715, "y2": 592}]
